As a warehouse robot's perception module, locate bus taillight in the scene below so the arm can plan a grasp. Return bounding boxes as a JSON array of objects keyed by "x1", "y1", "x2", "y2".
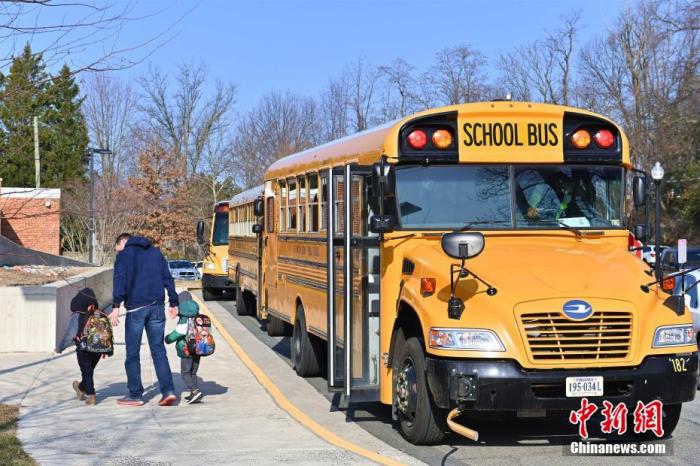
[
  {"x1": 570, "y1": 129, "x2": 591, "y2": 149},
  {"x1": 431, "y1": 129, "x2": 453, "y2": 149},
  {"x1": 593, "y1": 129, "x2": 615, "y2": 149},
  {"x1": 407, "y1": 129, "x2": 428, "y2": 150}
]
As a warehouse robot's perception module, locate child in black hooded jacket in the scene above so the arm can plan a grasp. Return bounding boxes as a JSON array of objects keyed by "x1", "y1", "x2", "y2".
[{"x1": 55, "y1": 287, "x2": 113, "y2": 405}]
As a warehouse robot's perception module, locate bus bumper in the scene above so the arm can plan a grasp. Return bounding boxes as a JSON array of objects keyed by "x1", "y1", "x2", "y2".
[
  {"x1": 202, "y1": 273, "x2": 236, "y2": 291},
  {"x1": 425, "y1": 353, "x2": 698, "y2": 411}
]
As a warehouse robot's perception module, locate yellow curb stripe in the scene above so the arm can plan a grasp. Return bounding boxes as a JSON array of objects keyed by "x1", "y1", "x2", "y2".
[{"x1": 193, "y1": 296, "x2": 405, "y2": 466}]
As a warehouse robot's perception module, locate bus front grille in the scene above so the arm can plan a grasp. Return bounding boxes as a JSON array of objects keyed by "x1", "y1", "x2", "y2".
[{"x1": 520, "y1": 311, "x2": 632, "y2": 361}]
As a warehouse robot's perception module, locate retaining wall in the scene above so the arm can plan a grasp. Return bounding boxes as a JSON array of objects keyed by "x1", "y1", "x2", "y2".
[{"x1": 0, "y1": 267, "x2": 113, "y2": 352}]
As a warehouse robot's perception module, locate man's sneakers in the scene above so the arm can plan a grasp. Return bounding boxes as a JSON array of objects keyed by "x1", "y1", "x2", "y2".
[
  {"x1": 186, "y1": 389, "x2": 203, "y2": 404},
  {"x1": 117, "y1": 397, "x2": 145, "y2": 406},
  {"x1": 158, "y1": 394, "x2": 177, "y2": 406},
  {"x1": 72, "y1": 381, "x2": 84, "y2": 400}
]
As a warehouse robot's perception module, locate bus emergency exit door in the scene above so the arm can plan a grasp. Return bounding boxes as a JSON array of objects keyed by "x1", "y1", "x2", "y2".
[{"x1": 326, "y1": 164, "x2": 381, "y2": 398}]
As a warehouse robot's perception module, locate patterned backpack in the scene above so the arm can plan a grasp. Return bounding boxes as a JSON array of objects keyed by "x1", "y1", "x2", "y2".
[
  {"x1": 78, "y1": 306, "x2": 114, "y2": 354},
  {"x1": 185, "y1": 314, "x2": 215, "y2": 357}
]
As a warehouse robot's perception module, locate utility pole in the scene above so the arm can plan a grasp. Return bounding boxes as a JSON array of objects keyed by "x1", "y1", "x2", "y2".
[{"x1": 33, "y1": 116, "x2": 40, "y2": 188}]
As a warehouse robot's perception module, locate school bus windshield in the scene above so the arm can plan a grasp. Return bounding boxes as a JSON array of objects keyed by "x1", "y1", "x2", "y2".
[
  {"x1": 395, "y1": 164, "x2": 624, "y2": 230},
  {"x1": 212, "y1": 211, "x2": 229, "y2": 245}
]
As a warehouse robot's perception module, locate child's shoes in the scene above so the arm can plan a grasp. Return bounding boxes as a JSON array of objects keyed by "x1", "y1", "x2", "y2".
[
  {"x1": 86, "y1": 395, "x2": 96, "y2": 405},
  {"x1": 187, "y1": 389, "x2": 203, "y2": 404},
  {"x1": 72, "y1": 381, "x2": 84, "y2": 400}
]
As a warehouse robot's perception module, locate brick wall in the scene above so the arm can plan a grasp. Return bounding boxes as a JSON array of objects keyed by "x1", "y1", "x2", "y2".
[{"x1": 0, "y1": 187, "x2": 61, "y2": 255}]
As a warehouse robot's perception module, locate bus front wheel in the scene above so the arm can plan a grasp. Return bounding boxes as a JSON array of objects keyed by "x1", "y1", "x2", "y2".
[
  {"x1": 203, "y1": 288, "x2": 221, "y2": 301},
  {"x1": 392, "y1": 330, "x2": 446, "y2": 445}
]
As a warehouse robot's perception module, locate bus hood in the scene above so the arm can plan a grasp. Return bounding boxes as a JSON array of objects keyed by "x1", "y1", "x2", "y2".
[{"x1": 404, "y1": 233, "x2": 649, "y2": 301}]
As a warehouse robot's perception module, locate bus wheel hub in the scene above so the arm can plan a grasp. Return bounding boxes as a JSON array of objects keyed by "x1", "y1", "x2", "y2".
[{"x1": 396, "y1": 361, "x2": 416, "y2": 415}]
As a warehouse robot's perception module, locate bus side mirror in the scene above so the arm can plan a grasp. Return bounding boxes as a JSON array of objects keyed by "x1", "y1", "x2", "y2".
[
  {"x1": 254, "y1": 198, "x2": 264, "y2": 217},
  {"x1": 633, "y1": 176, "x2": 646, "y2": 207},
  {"x1": 369, "y1": 160, "x2": 396, "y2": 234},
  {"x1": 634, "y1": 224, "x2": 647, "y2": 242},
  {"x1": 196, "y1": 220, "x2": 205, "y2": 245},
  {"x1": 252, "y1": 224, "x2": 263, "y2": 235}
]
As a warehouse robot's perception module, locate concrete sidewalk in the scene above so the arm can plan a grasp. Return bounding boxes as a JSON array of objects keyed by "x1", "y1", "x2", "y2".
[{"x1": 0, "y1": 304, "x2": 389, "y2": 465}]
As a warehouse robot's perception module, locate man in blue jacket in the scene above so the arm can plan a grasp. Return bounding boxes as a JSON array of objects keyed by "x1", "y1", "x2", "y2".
[{"x1": 110, "y1": 233, "x2": 178, "y2": 406}]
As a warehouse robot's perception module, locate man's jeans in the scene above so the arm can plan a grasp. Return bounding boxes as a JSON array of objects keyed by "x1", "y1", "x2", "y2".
[{"x1": 124, "y1": 303, "x2": 174, "y2": 399}]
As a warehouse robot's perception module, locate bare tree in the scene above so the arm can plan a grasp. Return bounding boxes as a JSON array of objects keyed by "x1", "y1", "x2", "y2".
[
  {"x1": 233, "y1": 91, "x2": 319, "y2": 188},
  {"x1": 138, "y1": 63, "x2": 237, "y2": 176},
  {"x1": 345, "y1": 58, "x2": 380, "y2": 132},
  {"x1": 419, "y1": 44, "x2": 488, "y2": 106},
  {"x1": 378, "y1": 58, "x2": 420, "y2": 121},
  {"x1": 319, "y1": 75, "x2": 351, "y2": 142},
  {"x1": 81, "y1": 72, "x2": 138, "y2": 191},
  {"x1": 0, "y1": 1, "x2": 192, "y2": 74},
  {"x1": 498, "y1": 11, "x2": 581, "y2": 104}
]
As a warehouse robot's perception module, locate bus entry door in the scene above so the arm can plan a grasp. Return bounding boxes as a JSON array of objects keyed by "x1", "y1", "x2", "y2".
[{"x1": 327, "y1": 164, "x2": 380, "y2": 398}]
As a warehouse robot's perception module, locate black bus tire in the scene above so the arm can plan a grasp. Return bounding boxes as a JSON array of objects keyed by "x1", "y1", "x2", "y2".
[
  {"x1": 393, "y1": 331, "x2": 445, "y2": 445},
  {"x1": 203, "y1": 288, "x2": 218, "y2": 301},
  {"x1": 236, "y1": 288, "x2": 250, "y2": 316},
  {"x1": 267, "y1": 314, "x2": 286, "y2": 336},
  {"x1": 292, "y1": 306, "x2": 321, "y2": 377}
]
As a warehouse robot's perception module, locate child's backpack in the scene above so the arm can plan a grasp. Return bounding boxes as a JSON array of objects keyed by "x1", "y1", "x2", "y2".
[
  {"x1": 78, "y1": 307, "x2": 114, "y2": 354},
  {"x1": 185, "y1": 314, "x2": 215, "y2": 357}
]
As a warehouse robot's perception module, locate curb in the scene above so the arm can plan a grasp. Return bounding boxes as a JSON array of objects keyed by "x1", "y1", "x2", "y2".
[{"x1": 192, "y1": 294, "x2": 405, "y2": 466}]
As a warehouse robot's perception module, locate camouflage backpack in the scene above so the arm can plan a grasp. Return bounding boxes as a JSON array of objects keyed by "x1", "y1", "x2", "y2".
[{"x1": 78, "y1": 307, "x2": 114, "y2": 354}]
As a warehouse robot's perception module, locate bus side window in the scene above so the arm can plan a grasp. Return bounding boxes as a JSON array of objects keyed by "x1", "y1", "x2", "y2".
[
  {"x1": 308, "y1": 172, "x2": 319, "y2": 232},
  {"x1": 266, "y1": 197, "x2": 275, "y2": 233},
  {"x1": 279, "y1": 180, "x2": 287, "y2": 232},
  {"x1": 320, "y1": 173, "x2": 328, "y2": 231},
  {"x1": 298, "y1": 175, "x2": 307, "y2": 233},
  {"x1": 335, "y1": 174, "x2": 344, "y2": 233},
  {"x1": 288, "y1": 178, "x2": 297, "y2": 231}
]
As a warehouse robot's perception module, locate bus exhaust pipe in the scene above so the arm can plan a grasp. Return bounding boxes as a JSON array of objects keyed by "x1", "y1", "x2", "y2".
[{"x1": 446, "y1": 408, "x2": 479, "y2": 441}]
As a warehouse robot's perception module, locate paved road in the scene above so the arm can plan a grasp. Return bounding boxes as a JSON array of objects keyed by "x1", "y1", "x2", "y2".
[{"x1": 214, "y1": 295, "x2": 700, "y2": 465}]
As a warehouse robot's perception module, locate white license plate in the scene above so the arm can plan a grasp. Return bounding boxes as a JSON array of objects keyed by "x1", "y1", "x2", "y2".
[{"x1": 565, "y1": 376, "x2": 603, "y2": 397}]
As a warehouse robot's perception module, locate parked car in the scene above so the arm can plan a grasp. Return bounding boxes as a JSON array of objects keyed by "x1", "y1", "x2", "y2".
[
  {"x1": 642, "y1": 245, "x2": 668, "y2": 265},
  {"x1": 194, "y1": 261, "x2": 203, "y2": 279},
  {"x1": 168, "y1": 260, "x2": 198, "y2": 281}
]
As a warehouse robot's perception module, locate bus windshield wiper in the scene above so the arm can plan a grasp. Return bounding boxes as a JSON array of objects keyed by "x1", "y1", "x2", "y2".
[
  {"x1": 557, "y1": 220, "x2": 583, "y2": 237},
  {"x1": 458, "y1": 220, "x2": 511, "y2": 231}
]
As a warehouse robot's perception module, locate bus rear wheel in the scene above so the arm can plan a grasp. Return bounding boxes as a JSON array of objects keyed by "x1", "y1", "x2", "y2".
[
  {"x1": 267, "y1": 314, "x2": 289, "y2": 336},
  {"x1": 292, "y1": 306, "x2": 323, "y2": 377},
  {"x1": 236, "y1": 288, "x2": 253, "y2": 316},
  {"x1": 392, "y1": 330, "x2": 445, "y2": 445}
]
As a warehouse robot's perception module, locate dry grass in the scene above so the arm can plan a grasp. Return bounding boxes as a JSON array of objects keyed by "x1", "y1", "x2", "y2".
[
  {"x1": 0, "y1": 404, "x2": 36, "y2": 465},
  {"x1": 0, "y1": 267, "x2": 88, "y2": 287}
]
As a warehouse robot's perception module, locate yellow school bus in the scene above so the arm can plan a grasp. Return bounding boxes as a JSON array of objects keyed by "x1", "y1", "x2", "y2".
[
  {"x1": 227, "y1": 186, "x2": 264, "y2": 318},
  {"x1": 197, "y1": 201, "x2": 236, "y2": 300},
  {"x1": 253, "y1": 101, "x2": 697, "y2": 444}
]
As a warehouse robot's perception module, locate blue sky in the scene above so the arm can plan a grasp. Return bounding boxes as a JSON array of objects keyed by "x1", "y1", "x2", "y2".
[{"x1": 29, "y1": 0, "x2": 626, "y2": 111}]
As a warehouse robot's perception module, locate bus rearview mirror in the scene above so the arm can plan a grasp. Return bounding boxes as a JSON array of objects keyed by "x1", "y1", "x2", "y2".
[
  {"x1": 633, "y1": 176, "x2": 646, "y2": 207},
  {"x1": 441, "y1": 232, "x2": 485, "y2": 259},
  {"x1": 370, "y1": 215, "x2": 394, "y2": 234},
  {"x1": 252, "y1": 224, "x2": 263, "y2": 235},
  {"x1": 196, "y1": 220, "x2": 205, "y2": 245},
  {"x1": 634, "y1": 224, "x2": 647, "y2": 242},
  {"x1": 254, "y1": 197, "x2": 264, "y2": 217}
]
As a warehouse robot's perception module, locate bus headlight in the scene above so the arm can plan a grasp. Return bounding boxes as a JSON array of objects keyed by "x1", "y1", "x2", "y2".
[
  {"x1": 205, "y1": 262, "x2": 216, "y2": 270},
  {"x1": 652, "y1": 325, "x2": 695, "y2": 347},
  {"x1": 429, "y1": 328, "x2": 505, "y2": 351}
]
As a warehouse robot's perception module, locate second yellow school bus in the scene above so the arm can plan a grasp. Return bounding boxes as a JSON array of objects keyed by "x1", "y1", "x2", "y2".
[{"x1": 243, "y1": 101, "x2": 697, "y2": 444}]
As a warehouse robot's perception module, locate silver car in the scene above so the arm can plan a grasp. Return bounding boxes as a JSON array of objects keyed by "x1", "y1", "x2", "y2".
[{"x1": 168, "y1": 260, "x2": 198, "y2": 281}]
